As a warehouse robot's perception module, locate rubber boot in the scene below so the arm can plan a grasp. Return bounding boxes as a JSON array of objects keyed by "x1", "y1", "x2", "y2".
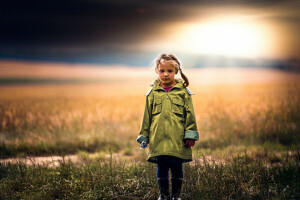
[
  {"x1": 171, "y1": 178, "x2": 183, "y2": 200},
  {"x1": 157, "y1": 178, "x2": 170, "y2": 200}
]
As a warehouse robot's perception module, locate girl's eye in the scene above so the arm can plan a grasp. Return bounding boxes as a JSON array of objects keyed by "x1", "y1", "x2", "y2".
[
  {"x1": 168, "y1": 70, "x2": 173, "y2": 73},
  {"x1": 160, "y1": 70, "x2": 164, "y2": 73}
]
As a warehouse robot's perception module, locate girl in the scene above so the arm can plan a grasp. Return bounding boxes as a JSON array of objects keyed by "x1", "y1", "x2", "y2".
[{"x1": 137, "y1": 53, "x2": 199, "y2": 200}]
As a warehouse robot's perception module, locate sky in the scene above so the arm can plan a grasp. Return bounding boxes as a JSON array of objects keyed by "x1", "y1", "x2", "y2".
[{"x1": 0, "y1": 0, "x2": 299, "y2": 67}]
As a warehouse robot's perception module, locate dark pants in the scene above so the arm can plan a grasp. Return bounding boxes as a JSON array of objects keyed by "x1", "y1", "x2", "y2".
[
  {"x1": 157, "y1": 155, "x2": 183, "y2": 199},
  {"x1": 157, "y1": 155, "x2": 183, "y2": 179}
]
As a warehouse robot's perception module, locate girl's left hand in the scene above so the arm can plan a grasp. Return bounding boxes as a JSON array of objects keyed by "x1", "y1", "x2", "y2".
[{"x1": 184, "y1": 139, "x2": 195, "y2": 148}]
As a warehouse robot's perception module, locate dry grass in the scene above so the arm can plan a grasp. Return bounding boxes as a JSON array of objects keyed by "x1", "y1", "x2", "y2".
[{"x1": 0, "y1": 60, "x2": 299, "y2": 160}]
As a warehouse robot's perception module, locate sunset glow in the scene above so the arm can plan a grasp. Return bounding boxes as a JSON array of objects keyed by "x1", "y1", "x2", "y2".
[{"x1": 175, "y1": 18, "x2": 273, "y2": 57}]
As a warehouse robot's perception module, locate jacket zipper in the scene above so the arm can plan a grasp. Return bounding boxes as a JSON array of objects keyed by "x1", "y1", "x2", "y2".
[{"x1": 159, "y1": 86, "x2": 169, "y2": 99}]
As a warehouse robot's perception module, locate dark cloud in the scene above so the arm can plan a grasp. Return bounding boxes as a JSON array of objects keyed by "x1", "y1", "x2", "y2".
[
  {"x1": 0, "y1": 0, "x2": 299, "y2": 64},
  {"x1": 0, "y1": 0, "x2": 191, "y2": 47}
]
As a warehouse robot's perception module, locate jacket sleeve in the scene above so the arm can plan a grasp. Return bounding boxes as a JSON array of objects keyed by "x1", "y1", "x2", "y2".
[
  {"x1": 136, "y1": 93, "x2": 153, "y2": 144},
  {"x1": 184, "y1": 94, "x2": 199, "y2": 141}
]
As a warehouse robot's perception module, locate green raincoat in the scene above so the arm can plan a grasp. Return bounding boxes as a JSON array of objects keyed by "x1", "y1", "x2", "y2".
[{"x1": 137, "y1": 80, "x2": 199, "y2": 163}]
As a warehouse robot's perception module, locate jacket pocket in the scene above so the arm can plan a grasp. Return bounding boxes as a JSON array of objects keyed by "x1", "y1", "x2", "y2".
[
  {"x1": 152, "y1": 97, "x2": 162, "y2": 115},
  {"x1": 172, "y1": 97, "x2": 184, "y2": 115}
]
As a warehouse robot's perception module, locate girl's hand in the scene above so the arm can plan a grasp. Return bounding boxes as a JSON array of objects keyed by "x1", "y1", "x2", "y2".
[
  {"x1": 140, "y1": 141, "x2": 148, "y2": 149},
  {"x1": 184, "y1": 139, "x2": 195, "y2": 148}
]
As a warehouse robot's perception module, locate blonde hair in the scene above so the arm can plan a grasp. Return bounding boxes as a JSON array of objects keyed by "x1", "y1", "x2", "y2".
[{"x1": 154, "y1": 53, "x2": 189, "y2": 88}]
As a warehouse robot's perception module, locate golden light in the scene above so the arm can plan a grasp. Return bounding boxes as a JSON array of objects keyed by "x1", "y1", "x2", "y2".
[{"x1": 174, "y1": 17, "x2": 274, "y2": 58}]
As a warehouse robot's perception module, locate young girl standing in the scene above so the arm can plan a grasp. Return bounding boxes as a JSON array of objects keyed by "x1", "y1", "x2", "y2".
[{"x1": 137, "y1": 53, "x2": 199, "y2": 200}]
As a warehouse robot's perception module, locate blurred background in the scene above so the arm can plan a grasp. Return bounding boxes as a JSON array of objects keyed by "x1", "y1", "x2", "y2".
[{"x1": 0, "y1": 0, "x2": 299, "y2": 160}]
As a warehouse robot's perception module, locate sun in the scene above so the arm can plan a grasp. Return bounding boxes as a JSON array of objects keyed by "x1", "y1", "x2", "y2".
[{"x1": 175, "y1": 18, "x2": 272, "y2": 58}]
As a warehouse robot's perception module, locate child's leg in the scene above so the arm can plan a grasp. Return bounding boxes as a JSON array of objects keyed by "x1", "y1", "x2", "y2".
[
  {"x1": 169, "y1": 157, "x2": 183, "y2": 198},
  {"x1": 157, "y1": 156, "x2": 170, "y2": 199}
]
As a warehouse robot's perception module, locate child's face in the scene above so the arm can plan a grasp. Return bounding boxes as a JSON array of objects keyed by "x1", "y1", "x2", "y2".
[{"x1": 157, "y1": 61, "x2": 177, "y2": 88}]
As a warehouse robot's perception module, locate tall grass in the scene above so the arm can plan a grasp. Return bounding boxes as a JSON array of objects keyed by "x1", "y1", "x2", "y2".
[
  {"x1": 0, "y1": 82, "x2": 300, "y2": 158},
  {"x1": 195, "y1": 83, "x2": 300, "y2": 150},
  {"x1": 0, "y1": 84, "x2": 144, "y2": 158}
]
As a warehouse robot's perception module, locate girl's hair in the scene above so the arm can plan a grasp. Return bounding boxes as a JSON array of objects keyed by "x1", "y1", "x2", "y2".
[{"x1": 154, "y1": 53, "x2": 189, "y2": 88}]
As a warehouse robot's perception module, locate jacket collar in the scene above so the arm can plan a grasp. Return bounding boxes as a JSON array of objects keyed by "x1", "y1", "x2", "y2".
[{"x1": 153, "y1": 79, "x2": 184, "y2": 91}]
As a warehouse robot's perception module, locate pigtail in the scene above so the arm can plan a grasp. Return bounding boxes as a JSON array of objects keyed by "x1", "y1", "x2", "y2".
[
  {"x1": 179, "y1": 68, "x2": 189, "y2": 88},
  {"x1": 169, "y1": 55, "x2": 189, "y2": 88}
]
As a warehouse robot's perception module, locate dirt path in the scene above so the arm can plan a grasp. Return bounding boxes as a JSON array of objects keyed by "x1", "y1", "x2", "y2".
[
  {"x1": 0, "y1": 155, "x2": 80, "y2": 167},
  {"x1": 0, "y1": 152, "x2": 137, "y2": 167},
  {"x1": 0, "y1": 153, "x2": 222, "y2": 168}
]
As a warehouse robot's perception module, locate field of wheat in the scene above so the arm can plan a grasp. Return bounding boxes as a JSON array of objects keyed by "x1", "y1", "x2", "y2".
[
  {"x1": 0, "y1": 61, "x2": 300, "y2": 160},
  {"x1": 0, "y1": 61, "x2": 299, "y2": 199}
]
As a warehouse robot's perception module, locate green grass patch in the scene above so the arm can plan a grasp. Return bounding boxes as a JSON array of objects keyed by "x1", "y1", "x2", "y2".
[{"x1": 0, "y1": 154, "x2": 299, "y2": 200}]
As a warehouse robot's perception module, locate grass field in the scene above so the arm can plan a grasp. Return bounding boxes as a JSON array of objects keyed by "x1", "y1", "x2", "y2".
[{"x1": 0, "y1": 60, "x2": 299, "y2": 199}]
